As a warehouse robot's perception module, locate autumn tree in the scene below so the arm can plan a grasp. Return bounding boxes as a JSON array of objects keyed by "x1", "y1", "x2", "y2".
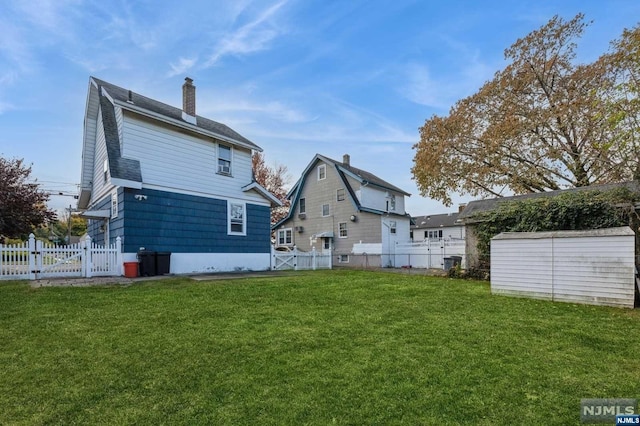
[
  {"x1": 0, "y1": 157, "x2": 56, "y2": 238},
  {"x1": 602, "y1": 24, "x2": 640, "y2": 180},
  {"x1": 412, "y1": 14, "x2": 640, "y2": 206},
  {"x1": 252, "y1": 152, "x2": 291, "y2": 224}
]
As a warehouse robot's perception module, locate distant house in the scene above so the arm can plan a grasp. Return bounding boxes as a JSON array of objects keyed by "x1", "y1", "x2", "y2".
[
  {"x1": 411, "y1": 211, "x2": 465, "y2": 241},
  {"x1": 458, "y1": 181, "x2": 640, "y2": 269},
  {"x1": 272, "y1": 154, "x2": 411, "y2": 267},
  {"x1": 77, "y1": 76, "x2": 281, "y2": 274}
]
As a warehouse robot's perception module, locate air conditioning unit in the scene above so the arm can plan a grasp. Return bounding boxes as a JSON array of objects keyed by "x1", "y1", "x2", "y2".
[
  {"x1": 298, "y1": 213, "x2": 306, "y2": 219},
  {"x1": 295, "y1": 226, "x2": 304, "y2": 233},
  {"x1": 218, "y1": 165, "x2": 231, "y2": 174}
]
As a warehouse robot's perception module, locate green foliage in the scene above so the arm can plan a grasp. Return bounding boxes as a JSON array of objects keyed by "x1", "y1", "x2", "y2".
[{"x1": 471, "y1": 187, "x2": 640, "y2": 267}]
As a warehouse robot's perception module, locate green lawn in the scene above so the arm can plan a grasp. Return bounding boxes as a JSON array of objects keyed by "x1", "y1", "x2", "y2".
[{"x1": 1, "y1": 270, "x2": 638, "y2": 425}]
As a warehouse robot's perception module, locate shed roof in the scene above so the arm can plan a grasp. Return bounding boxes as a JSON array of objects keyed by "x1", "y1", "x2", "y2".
[{"x1": 492, "y1": 226, "x2": 635, "y2": 240}]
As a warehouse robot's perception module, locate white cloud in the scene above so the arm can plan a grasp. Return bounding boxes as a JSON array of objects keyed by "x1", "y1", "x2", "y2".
[
  {"x1": 204, "y1": 0, "x2": 288, "y2": 67},
  {"x1": 168, "y1": 57, "x2": 197, "y2": 77}
]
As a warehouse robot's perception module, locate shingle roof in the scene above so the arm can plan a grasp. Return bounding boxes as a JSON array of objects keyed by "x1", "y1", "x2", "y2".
[
  {"x1": 411, "y1": 213, "x2": 461, "y2": 229},
  {"x1": 92, "y1": 77, "x2": 260, "y2": 150},
  {"x1": 458, "y1": 180, "x2": 640, "y2": 222},
  {"x1": 100, "y1": 96, "x2": 142, "y2": 183},
  {"x1": 322, "y1": 155, "x2": 411, "y2": 196}
]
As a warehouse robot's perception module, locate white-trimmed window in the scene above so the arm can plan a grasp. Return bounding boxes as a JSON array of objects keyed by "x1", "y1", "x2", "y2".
[
  {"x1": 339, "y1": 222, "x2": 348, "y2": 238},
  {"x1": 218, "y1": 144, "x2": 232, "y2": 175},
  {"x1": 322, "y1": 204, "x2": 330, "y2": 217},
  {"x1": 337, "y1": 188, "x2": 345, "y2": 201},
  {"x1": 390, "y1": 220, "x2": 397, "y2": 234},
  {"x1": 339, "y1": 254, "x2": 349, "y2": 263},
  {"x1": 277, "y1": 228, "x2": 292, "y2": 245},
  {"x1": 323, "y1": 239, "x2": 331, "y2": 250},
  {"x1": 110, "y1": 191, "x2": 118, "y2": 219},
  {"x1": 390, "y1": 195, "x2": 396, "y2": 211},
  {"x1": 103, "y1": 159, "x2": 108, "y2": 183},
  {"x1": 228, "y1": 201, "x2": 245, "y2": 235},
  {"x1": 318, "y1": 164, "x2": 326, "y2": 180},
  {"x1": 299, "y1": 198, "x2": 306, "y2": 214}
]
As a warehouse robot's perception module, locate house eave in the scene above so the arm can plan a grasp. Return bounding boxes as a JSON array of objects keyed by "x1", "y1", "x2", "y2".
[
  {"x1": 111, "y1": 178, "x2": 142, "y2": 189},
  {"x1": 242, "y1": 182, "x2": 283, "y2": 207}
]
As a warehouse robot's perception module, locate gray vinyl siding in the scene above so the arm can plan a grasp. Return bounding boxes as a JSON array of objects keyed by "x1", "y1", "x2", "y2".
[{"x1": 276, "y1": 160, "x2": 382, "y2": 254}]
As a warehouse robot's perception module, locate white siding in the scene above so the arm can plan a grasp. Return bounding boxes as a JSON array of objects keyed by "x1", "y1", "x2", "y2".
[
  {"x1": 90, "y1": 105, "x2": 111, "y2": 205},
  {"x1": 121, "y1": 113, "x2": 265, "y2": 204},
  {"x1": 359, "y1": 185, "x2": 406, "y2": 214},
  {"x1": 491, "y1": 228, "x2": 636, "y2": 308},
  {"x1": 491, "y1": 238, "x2": 553, "y2": 300}
]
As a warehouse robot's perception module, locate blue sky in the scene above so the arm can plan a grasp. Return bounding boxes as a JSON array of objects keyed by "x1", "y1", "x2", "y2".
[{"x1": 1, "y1": 0, "x2": 639, "y2": 215}]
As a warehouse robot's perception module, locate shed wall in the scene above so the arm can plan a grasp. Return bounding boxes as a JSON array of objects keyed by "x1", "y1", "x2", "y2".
[{"x1": 491, "y1": 228, "x2": 635, "y2": 308}]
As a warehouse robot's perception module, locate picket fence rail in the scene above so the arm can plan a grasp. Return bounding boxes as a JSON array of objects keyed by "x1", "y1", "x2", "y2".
[{"x1": 0, "y1": 234, "x2": 122, "y2": 280}]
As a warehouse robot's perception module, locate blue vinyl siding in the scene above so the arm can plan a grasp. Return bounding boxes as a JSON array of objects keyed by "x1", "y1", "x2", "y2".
[
  {"x1": 87, "y1": 187, "x2": 124, "y2": 245},
  {"x1": 120, "y1": 188, "x2": 270, "y2": 253}
]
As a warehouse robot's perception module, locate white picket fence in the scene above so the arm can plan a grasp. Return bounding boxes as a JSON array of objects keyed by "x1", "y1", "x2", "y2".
[
  {"x1": 272, "y1": 246, "x2": 332, "y2": 271},
  {"x1": 0, "y1": 234, "x2": 123, "y2": 280}
]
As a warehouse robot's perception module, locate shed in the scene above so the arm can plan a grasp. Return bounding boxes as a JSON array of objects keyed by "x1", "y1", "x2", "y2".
[{"x1": 491, "y1": 227, "x2": 636, "y2": 308}]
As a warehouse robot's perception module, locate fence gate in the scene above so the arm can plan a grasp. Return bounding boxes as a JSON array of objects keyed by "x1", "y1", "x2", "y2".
[
  {"x1": 271, "y1": 247, "x2": 332, "y2": 271},
  {"x1": 0, "y1": 234, "x2": 123, "y2": 280}
]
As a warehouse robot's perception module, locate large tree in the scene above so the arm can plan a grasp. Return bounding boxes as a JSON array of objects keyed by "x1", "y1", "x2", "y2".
[
  {"x1": 412, "y1": 15, "x2": 640, "y2": 206},
  {"x1": 0, "y1": 157, "x2": 56, "y2": 238},
  {"x1": 252, "y1": 152, "x2": 291, "y2": 224}
]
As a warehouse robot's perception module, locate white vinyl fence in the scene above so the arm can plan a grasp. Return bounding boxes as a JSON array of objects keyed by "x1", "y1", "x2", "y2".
[
  {"x1": 1, "y1": 234, "x2": 123, "y2": 280},
  {"x1": 272, "y1": 247, "x2": 332, "y2": 271},
  {"x1": 351, "y1": 239, "x2": 466, "y2": 269}
]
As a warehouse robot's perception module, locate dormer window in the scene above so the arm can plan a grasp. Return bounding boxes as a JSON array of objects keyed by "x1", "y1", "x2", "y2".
[
  {"x1": 218, "y1": 145, "x2": 232, "y2": 175},
  {"x1": 390, "y1": 194, "x2": 396, "y2": 211}
]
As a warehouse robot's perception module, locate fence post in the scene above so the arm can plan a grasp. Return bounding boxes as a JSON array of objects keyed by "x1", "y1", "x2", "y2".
[
  {"x1": 28, "y1": 233, "x2": 36, "y2": 280},
  {"x1": 115, "y1": 236, "x2": 123, "y2": 276},
  {"x1": 83, "y1": 235, "x2": 93, "y2": 278},
  {"x1": 293, "y1": 246, "x2": 298, "y2": 271},
  {"x1": 311, "y1": 247, "x2": 317, "y2": 270}
]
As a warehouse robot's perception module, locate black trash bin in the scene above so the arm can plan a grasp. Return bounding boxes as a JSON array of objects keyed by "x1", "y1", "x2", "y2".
[
  {"x1": 137, "y1": 250, "x2": 157, "y2": 276},
  {"x1": 443, "y1": 257, "x2": 453, "y2": 271},
  {"x1": 156, "y1": 252, "x2": 171, "y2": 275}
]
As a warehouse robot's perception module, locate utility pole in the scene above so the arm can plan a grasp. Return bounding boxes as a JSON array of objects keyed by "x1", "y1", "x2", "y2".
[{"x1": 67, "y1": 205, "x2": 72, "y2": 244}]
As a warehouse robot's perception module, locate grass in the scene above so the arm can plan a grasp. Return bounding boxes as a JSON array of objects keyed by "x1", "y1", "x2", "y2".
[{"x1": 0, "y1": 270, "x2": 639, "y2": 425}]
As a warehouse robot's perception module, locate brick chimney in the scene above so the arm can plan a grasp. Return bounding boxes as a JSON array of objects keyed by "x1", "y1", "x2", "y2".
[
  {"x1": 458, "y1": 203, "x2": 467, "y2": 213},
  {"x1": 343, "y1": 154, "x2": 350, "y2": 166},
  {"x1": 182, "y1": 77, "x2": 196, "y2": 116}
]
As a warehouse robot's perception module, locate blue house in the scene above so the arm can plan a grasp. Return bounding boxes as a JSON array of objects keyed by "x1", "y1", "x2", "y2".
[{"x1": 77, "y1": 77, "x2": 281, "y2": 273}]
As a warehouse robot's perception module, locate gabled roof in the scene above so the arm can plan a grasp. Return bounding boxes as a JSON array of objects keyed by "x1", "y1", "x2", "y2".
[
  {"x1": 286, "y1": 154, "x2": 410, "y2": 198},
  {"x1": 411, "y1": 213, "x2": 461, "y2": 229},
  {"x1": 458, "y1": 180, "x2": 640, "y2": 222},
  {"x1": 79, "y1": 76, "x2": 268, "y2": 210},
  {"x1": 274, "y1": 153, "x2": 410, "y2": 228},
  {"x1": 91, "y1": 77, "x2": 260, "y2": 151}
]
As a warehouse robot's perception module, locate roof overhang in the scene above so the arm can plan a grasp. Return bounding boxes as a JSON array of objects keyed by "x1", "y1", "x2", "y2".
[
  {"x1": 312, "y1": 231, "x2": 334, "y2": 238},
  {"x1": 77, "y1": 210, "x2": 111, "y2": 220},
  {"x1": 242, "y1": 182, "x2": 283, "y2": 207},
  {"x1": 77, "y1": 188, "x2": 91, "y2": 210}
]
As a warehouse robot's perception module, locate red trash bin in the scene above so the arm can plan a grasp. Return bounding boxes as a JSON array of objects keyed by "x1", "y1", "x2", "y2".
[{"x1": 123, "y1": 262, "x2": 139, "y2": 278}]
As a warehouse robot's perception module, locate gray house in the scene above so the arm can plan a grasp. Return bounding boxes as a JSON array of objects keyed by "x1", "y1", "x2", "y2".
[{"x1": 273, "y1": 154, "x2": 411, "y2": 267}]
